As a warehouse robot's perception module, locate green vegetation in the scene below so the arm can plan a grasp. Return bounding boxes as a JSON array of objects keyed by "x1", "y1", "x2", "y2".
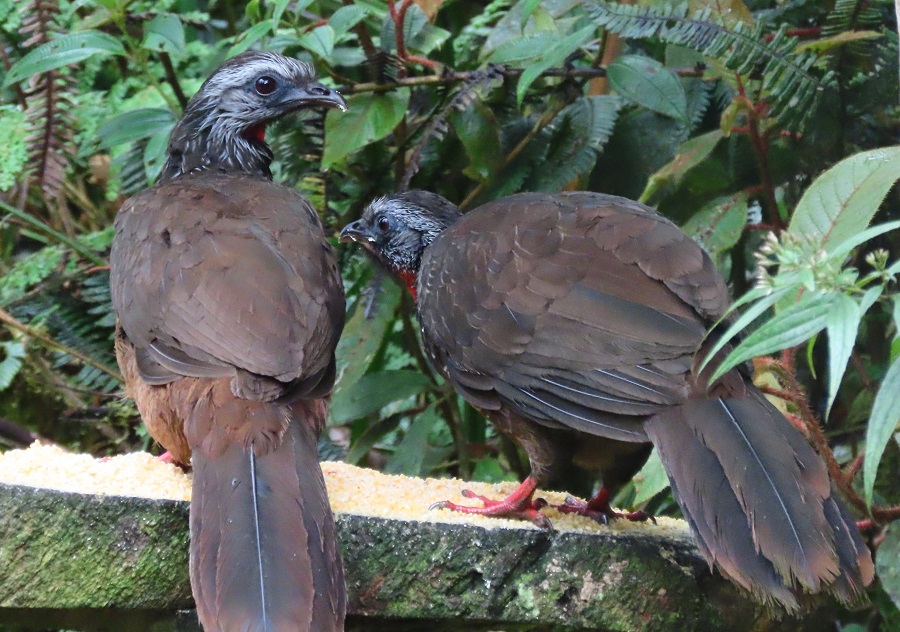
[{"x1": 0, "y1": 0, "x2": 897, "y2": 625}]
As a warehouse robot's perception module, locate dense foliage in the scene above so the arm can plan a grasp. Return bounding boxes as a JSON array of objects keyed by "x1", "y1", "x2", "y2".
[{"x1": 0, "y1": 0, "x2": 898, "y2": 624}]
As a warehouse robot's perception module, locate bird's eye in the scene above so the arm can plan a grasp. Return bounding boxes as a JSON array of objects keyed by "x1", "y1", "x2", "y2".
[
  {"x1": 255, "y1": 76, "x2": 278, "y2": 95},
  {"x1": 377, "y1": 216, "x2": 390, "y2": 233}
]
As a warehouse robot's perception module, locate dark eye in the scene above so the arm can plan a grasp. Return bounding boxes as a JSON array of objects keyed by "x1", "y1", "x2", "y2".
[
  {"x1": 255, "y1": 76, "x2": 277, "y2": 95},
  {"x1": 377, "y1": 216, "x2": 390, "y2": 233}
]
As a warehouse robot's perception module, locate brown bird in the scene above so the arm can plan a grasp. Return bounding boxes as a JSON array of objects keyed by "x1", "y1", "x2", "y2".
[
  {"x1": 340, "y1": 190, "x2": 874, "y2": 612},
  {"x1": 110, "y1": 52, "x2": 348, "y2": 631}
]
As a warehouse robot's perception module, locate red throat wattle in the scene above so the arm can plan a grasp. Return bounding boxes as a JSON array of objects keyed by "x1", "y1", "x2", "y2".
[
  {"x1": 244, "y1": 123, "x2": 266, "y2": 143},
  {"x1": 397, "y1": 269, "x2": 418, "y2": 301}
]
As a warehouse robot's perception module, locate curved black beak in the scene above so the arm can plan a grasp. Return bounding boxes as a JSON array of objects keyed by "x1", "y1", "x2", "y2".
[
  {"x1": 340, "y1": 220, "x2": 374, "y2": 244},
  {"x1": 290, "y1": 82, "x2": 347, "y2": 111}
]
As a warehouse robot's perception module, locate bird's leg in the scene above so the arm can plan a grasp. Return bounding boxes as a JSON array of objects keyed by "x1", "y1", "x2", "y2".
[
  {"x1": 556, "y1": 485, "x2": 654, "y2": 524},
  {"x1": 157, "y1": 450, "x2": 191, "y2": 472},
  {"x1": 429, "y1": 476, "x2": 552, "y2": 529}
]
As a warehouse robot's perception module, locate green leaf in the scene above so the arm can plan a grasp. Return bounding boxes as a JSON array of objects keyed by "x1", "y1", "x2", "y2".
[
  {"x1": 864, "y1": 355, "x2": 900, "y2": 506},
  {"x1": 322, "y1": 89, "x2": 410, "y2": 168},
  {"x1": 640, "y1": 129, "x2": 723, "y2": 202},
  {"x1": 227, "y1": 21, "x2": 273, "y2": 57},
  {"x1": 825, "y1": 220, "x2": 900, "y2": 264},
  {"x1": 682, "y1": 192, "x2": 747, "y2": 257},
  {"x1": 329, "y1": 5, "x2": 368, "y2": 40},
  {"x1": 824, "y1": 293, "x2": 865, "y2": 419},
  {"x1": 143, "y1": 129, "x2": 171, "y2": 182},
  {"x1": 385, "y1": 406, "x2": 442, "y2": 476},
  {"x1": 4, "y1": 31, "x2": 125, "y2": 86},
  {"x1": 789, "y1": 146, "x2": 900, "y2": 251},
  {"x1": 486, "y1": 33, "x2": 561, "y2": 66},
  {"x1": 142, "y1": 13, "x2": 185, "y2": 56},
  {"x1": 606, "y1": 55, "x2": 688, "y2": 122},
  {"x1": 97, "y1": 108, "x2": 175, "y2": 149},
  {"x1": 451, "y1": 101, "x2": 502, "y2": 181},
  {"x1": 632, "y1": 450, "x2": 669, "y2": 504},
  {"x1": 0, "y1": 341, "x2": 26, "y2": 391},
  {"x1": 711, "y1": 293, "x2": 834, "y2": 383},
  {"x1": 876, "y1": 524, "x2": 900, "y2": 611},
  {"x1": 517, "y1": 24, "x2": 595, "y2": 104},
  {"x1": 334, "y1": 281, "x2": 402, "y2": 398},
  {"x1": 330, "y1": 370, "x2": 431, "y2": 424},
  {"x1": 520, "y1": 0, "x2": 544, "y2": 26},
  {"x1": 297, "y1": 25, "x2": 335, "y2": 59},
  {"x1": 699, "y1": 285, "x2": 795, "y2": 375},
  {"x1": 795, "y1": 30, "x2": 882, "y2": 54}
]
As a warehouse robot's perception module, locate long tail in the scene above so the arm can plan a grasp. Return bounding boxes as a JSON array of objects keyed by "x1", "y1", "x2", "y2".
[
  {"x1": 644, "y1": 387, "x2": 873, "y2": 612},
  {"x1": 186, "y1": 391, "x2": 345, "y2": 632}
]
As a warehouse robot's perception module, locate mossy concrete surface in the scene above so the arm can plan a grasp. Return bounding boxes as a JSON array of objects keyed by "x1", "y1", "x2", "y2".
[{"x1": 0, "y1": 482, "x2": 830, "y2": 631}]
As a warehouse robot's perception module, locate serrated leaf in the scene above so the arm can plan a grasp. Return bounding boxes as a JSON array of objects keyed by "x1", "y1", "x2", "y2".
[
  {"x1": 330, "y1": 5, "x2": 368, "y2": 39},
  {"x1": 824, "y1": 293, "x2": 865, "y2": 419},
  {"x1": 297, "y1": 25, "x2": 335, "y2": 59},
  {"x1": 789, "y1": 146, "x2": 900, "y2": 251},
  {"x1": 385, "y1": 405, "x2": 441, "y2": 475},
  {"x1": 142, "y1": 13, "x2": 185, "y2": 56},
  {"x1": 825, "y1": 220, "x2": 900, "y2": 264},
  {"x1": 632, "y1": 450, "x2": 669, "y2": 504},
  {"x1": 683, "y1": 192, "x2": 746, "y2": 256},
  {"x1": 322, "y1": 89, "x2": 410, "y2": 168},
  {"x1": 876, "y1": 525, "x2": 900, "y2": 610},
  {"x1": 517, "y1": 24, "x2": 595, "y2": 104},
  {"x1": 227, "y1": 21, "x2": 273, "y2": 57},
  {"x1": 97, "y1": 108, "x2": 176, "y2": 149},
  {"x1": 330, "y1": 370, "x2": 431, "y2": 424},
  {"x1": 607, "y1": 55, "x2": 688, "y2": 122},
  {"x1": 640, "y1": 129, "x2": 723, "y2": 202},
  {"x1": 4, "y1": 31, "x2": 125, "y2": 86},
  {"x1": 0, "y1": 341, "x2": 26, "y2": 391},
  {"x1": 864, "y1": 355, "x2": 900, "y2": 506},
  {"x1": 711, "y1": 293, "x2": 834, "y2": 383}
]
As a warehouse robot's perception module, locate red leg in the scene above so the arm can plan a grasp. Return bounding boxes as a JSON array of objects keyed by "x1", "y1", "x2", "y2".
[
  {"x1": 556, "y1": 485, "x2": 654, "y2": 524},
  {"x1": 429, "y1": 476, "x2": 552, "y2": 529},
  {"x1": 157, "y1": 450, "x2": 191, "y2": 472}
]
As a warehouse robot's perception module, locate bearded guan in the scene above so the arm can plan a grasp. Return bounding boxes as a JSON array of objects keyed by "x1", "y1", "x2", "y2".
[
  {"x1": 110, "y1": 52, "x2": 348, "y2": 631},
  {"x1": 340, "y1": 190, "x2": 874, "y2": 612}
]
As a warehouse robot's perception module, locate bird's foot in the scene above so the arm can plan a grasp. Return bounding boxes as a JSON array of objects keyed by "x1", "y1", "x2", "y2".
[
  {"x1": 429, "y1": 476, "x2": 552, "y2": 529},
  {"x1": 157, "y1": 451, "x2": 191, "y2": 472},
  {"x1": 555, "y1": 486, "x2": 655, "y2": 525}
]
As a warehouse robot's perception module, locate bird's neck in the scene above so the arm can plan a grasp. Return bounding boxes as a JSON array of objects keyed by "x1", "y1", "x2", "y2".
[
  {"x1": 160, "y1": 106, "x2": 274, "y2": 183},
  {"x1": 395, "y1": 268, "x2": 418, "y2": 301}
]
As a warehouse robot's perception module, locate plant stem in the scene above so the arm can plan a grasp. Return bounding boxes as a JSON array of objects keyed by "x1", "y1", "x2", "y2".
[
  {"x1": 0, "y1": 199, "x2": 107, "y2": 266},
  {"x1": 0, "y1": 308, "x2": 122, "y2": 382},
  {"x1": 159, "y1": 52, "x2": 188, "y2": 109}
]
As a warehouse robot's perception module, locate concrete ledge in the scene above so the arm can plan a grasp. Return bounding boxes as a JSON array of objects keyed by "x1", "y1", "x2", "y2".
[{"x1": 0, "y1": 482, "x2": 829, "y2": 631}]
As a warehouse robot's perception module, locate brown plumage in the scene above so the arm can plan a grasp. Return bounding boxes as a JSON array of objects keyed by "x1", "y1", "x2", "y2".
[
  {"x1": 340, "y1": 190, "x2": 874, "y2": 612},
  {"x1": 111, "y1": 52, "x2": 347, "y2": 631}
]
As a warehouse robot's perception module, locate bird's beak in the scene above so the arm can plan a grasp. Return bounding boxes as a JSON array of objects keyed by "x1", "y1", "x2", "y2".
[
  {"x1": 340, "y1": 220, "x2": 374, "y2": 244},
  {"x1": 289, "y1": 82, "x2": 348, "y2": 112}
]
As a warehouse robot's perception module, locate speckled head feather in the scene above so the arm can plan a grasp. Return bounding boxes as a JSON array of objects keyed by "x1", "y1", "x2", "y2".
[
  {"x1": 161, "y1": 51, "x2": 345, "y2": 182},
  {"x1": 342, "y1": 191, "x2": 463, "y2": 276}
]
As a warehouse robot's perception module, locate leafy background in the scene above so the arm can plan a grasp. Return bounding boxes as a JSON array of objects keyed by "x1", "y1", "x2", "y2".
[{"x1": 0, "y1": 0, "x2": 899, "y2": 626}]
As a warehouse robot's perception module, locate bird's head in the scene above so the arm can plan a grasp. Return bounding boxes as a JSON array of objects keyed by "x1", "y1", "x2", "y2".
[
  {"x1": 163, "y1": 51, "x2": 346, "y2": 181},
  {"x1": 340, "y1": 191, "x2": 462, "y2": 298}
]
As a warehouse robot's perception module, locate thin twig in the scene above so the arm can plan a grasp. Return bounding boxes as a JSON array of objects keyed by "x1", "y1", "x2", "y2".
[
  {"x1": 159, "y1": 52, "x2": 188, "y2": 109},
  {"x1": 0, "y1": 308, "x2": 122, "y2": 382},
  {"x1": 337, "y1": 66, "x2": 705, "y2": 95}
]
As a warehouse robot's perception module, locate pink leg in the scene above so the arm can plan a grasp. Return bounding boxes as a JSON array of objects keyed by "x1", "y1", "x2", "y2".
[
  {"x1": 556, "y1": 485, "x2": 654, "y2": 524},
  {"x1": 429, "y1": 476, "x2": 552, "y2": 529}
]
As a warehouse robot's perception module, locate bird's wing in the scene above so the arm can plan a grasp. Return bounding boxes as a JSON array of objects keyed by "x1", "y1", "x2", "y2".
[
  {"x1": 418, "y1": 192, "x2": 729, "y2": 440},
  {"x1": 111, "y1": 174, "x2": 345, "y2": 385}
]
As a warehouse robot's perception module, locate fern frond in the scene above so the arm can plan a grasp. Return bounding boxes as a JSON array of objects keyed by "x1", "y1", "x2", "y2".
[{"x1": 586, "y1": 1, "x2": 836, "y2": 128}]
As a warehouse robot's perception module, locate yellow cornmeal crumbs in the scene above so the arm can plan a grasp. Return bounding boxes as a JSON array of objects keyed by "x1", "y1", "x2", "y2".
[{"x1": 0, "y1": 443, "x2": 690, "y2": 540}]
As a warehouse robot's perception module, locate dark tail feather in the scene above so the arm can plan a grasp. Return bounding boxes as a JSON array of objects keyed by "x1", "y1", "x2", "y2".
[
  {"x1": 645, "y1": 387, "x2": 872, "y2": 612},
  {"x1": 189, "y1": 398, "x2": 345, "y2": 632}
]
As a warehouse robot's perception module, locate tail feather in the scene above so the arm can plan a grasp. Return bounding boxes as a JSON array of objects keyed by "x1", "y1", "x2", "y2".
[
  {"x1": 187, "y1": 389, "x2": 345, "y2": 632},
  {"x1": 645, "y1": 387, "x2": 872, "y2": 611}
]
